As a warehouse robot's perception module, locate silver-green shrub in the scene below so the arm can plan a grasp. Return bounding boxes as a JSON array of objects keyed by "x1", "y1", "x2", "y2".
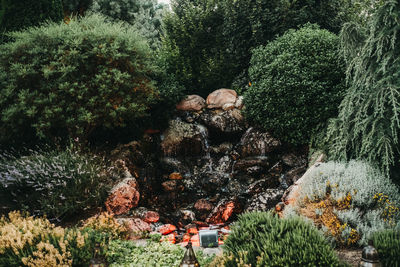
[
  {"x1": 0, "y1": 147, "x2": 114, "y2": 221},
  {"x1": 296, "y1": 161, "x2": 400, "y2": 245}
]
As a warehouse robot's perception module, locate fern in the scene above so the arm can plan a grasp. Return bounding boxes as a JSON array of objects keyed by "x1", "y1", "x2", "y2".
[{"x1": 328, "y1": 0, "x2": 400, "y2": 176}]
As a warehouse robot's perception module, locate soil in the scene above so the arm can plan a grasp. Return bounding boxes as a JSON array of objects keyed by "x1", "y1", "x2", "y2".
[{"x1": 336, "y1": 248, "x2": 362, "y2": 266}]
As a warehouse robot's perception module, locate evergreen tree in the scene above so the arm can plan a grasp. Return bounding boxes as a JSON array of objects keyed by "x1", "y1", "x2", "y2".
[
  {"x1": 89, "y1": 0, "x2": 167, "y2": 48},
  {"x1": 328, "y1": 0, "x2": 400, "y2": 176},
  {"x1": 0, "y1": 0, "x2": 63, "y2": 39},
  {"x1": 161, "y1": 0, "x2": 227, "y2": 96}
]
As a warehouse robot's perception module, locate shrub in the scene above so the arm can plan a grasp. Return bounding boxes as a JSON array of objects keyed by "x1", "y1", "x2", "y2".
[
  {"x1": 161, "y1": 0, "x2": 227, "y2": 97},
  {"x1": 0, "y1": 0, "x2": 63, "y2": 35},
  {"x1": 0, "y1": 14, "x2": 158, "y2": 145},
  {"x1": 0, "y1": 147, "x2": 113, "y2": 221},
  {"x1": 327, "y1": 0, "x2": 400, "y2": 177},
  {"x1": 244, "y1": 24, "x2": 346, "y2": 145},
  {"x1": 89, "y1": 0, "x2": 167, "y2": 48},
  {"x1": 371, "y1": 229, "x2": 400, "y2": 267},
  {"x1": 62, "y1": 0, "x2": 92, "y2": 16},
  {"x1": 221, "y1": 212, "x2": 343, "y2": 266},
  {"x1": 0, "y1": 211, "x2": 127, "y2": 267},
  {"x1": 293, "y1": 161, "x2": 400, "y2": 246},
  {"x1": 106, "y1": 239, "x2": 214, "y2": 267}
]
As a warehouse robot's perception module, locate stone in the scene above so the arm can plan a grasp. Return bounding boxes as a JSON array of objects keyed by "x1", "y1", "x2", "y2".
[
  {"x1": 233, "y1": 156, "x2": 270, "y2": 172},
  {"x1": 176, "y1": 95, "x2": 206, "y2": 111},
  {"x1": 143, "y1": 211, "x2": 160, "y2": 223},
  {"x1": 161, "y1": 233, "x2": 177, "y2": 244},
  {"x1": 158, "y1": 224, "x2": 177, "y2": 235},
  {"x1": 162, "y1": 180, "x2": 184, "y2": 192},
  {"x1": 117, "y1": 218, "x2": 151, "y2": 240},
  {"x1": 200, "y1": 109, "x2": 245, "y2": 134},
  {"x1": 206, "y1": 199, "x2": 238, "y2": 224},
  {"x1": 281, "y1": 153, "x2": 307, "y2": 168},
  {"x1": 194, "y1": 199, "x2": 214, "y2": 212},
  {"x1": 169, "y1": 172, "x2": 183, "y2": 180},
  {"x1": 206, "y1": 89, "x2": 237, "y2": 109},
  {"x1": 181, "y1": 209, "x2": 196, "y2": 222},
  {"x1": 105, "y1": 177, "x2": 140, "y2": 215},
  {"x1": 282, "y1": 166, "x2": 307, "y2": 187},
  {"x1": 222, "y1": 103, "x2": 235, "y2": 111},
  {"x1": 161, "y1": 119, "x2": 209, "y2": 157},
  {"x1": 236, "y1": 127, "x2": 281, "y2": 157},
  {"x1": 245, "y1": 189, "x2": 284, "y2": 212},
  {"x1": 210, "y1": 143, "x2": 233, "y2": 155},
  {"x1": 246, "y1": 176, "x2": 280, "y2": 195},
  {"x1": 235, "y1": 96, "x2": 244, "y2": 109}
]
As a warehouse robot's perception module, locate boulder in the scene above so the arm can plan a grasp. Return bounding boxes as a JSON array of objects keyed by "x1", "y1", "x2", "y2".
[
  {"x1": 233, "y1": 156, "x2": 270, "y2": 172},
  {"x1": 105, "y1": 177, "x2": 140, "y2": 215},
  {"x1": 117, "y1": 218, "x2": 151, "y2": 240},
  {"x1": 143, "y1": 211, "x2": 160, "y2": 223},
  {"x1": 158, "y1": 224, "x2": 177, "y2": 235},
  {"x1": 162, "y1": 180, "x2": 184, "y2": 192},
  {"x1": 206, "y1": 89, "x2": 237, "y2": 109},
  {"x1": 236, "y1": 128, "x2": 281, "y2": 157},
  {"x1": 194, "y1": 199, "x2": 214, "y2": 212},
  {"x1": 181, "y1": 209, "x2": 196, "y2": 222},
  {"x1": 200, "y1": 109, "x2": 245, "y2": 133},
  {"x1": 281, "y1": 153, "x2": 307, "y2": 168},
  {"x1": 245, "y1": 189, "x2": 284, "y2": 212},
  {"x1": 235, "y1": 96, "x2": 244, "y2": 109},
  {"x1": 206, "y1": 199, "x2": 238, "y2": 224},
  {"x1": 176, "y1": 95, "x2": 206, "y2": 111},
  {"x1": 169, "y1": 172, "x2": 183, "y2": 180},
  {"x1": 161, "y1": 119, "x2": 209, "y2": 157}
]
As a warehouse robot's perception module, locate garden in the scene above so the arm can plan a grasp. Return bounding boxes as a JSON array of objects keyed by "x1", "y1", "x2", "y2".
[{"x1": 0, "y1": 0, "x2": 399, "y2": 266}]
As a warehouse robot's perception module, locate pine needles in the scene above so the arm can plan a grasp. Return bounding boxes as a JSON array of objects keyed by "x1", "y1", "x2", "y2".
[{"x1": 328, "y1": 0, "x2": 400, "y2": 176}]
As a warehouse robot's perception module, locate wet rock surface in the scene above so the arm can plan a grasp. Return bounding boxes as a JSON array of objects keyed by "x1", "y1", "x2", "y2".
[{"x1": 105, "y1": 89, "x2": 307, "y2": 232}]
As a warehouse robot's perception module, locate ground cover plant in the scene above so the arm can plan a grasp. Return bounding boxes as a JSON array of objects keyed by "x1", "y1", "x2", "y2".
[
  {"x1": 213, "y1": 212, "x2": 344, "y2": 267},
  {"x1": 244, "y1": 24, "x2": 346, "y2": 146},
  {"x1": 290, "y1": 161, "x2": 400, "y2": 246},
  {"x1": 0, "y1": 147, "x2": 113, "y2": 221},
  {"x1": 0, "y1": 13, "x2": 159, "y2": 146}
]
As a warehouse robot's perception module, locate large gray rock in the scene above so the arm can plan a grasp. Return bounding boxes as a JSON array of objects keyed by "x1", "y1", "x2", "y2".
[
  {"x1": 161, "y1": 119, "x2": 209, "y2": 157},
  {"x1": 236, "y1": 127, "x2": 281, "y2": 157}
]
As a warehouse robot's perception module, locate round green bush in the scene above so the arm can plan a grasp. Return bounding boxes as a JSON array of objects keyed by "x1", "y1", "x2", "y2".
[
  {"x1": 244, "y1": 24, "x2": 346, "y2": 145},
  {"x1": 371, "y1": 229, "x2": 400, "y2": 267},
  {"x1": 222, "y1": 212, "x2": 343, "y2": 266},
  {"x1": 0, "y1": 13, "x2": 159, "y2": 145},
  {"x1": 0, "y1": 147, "x2": 113, "y2": 221}
]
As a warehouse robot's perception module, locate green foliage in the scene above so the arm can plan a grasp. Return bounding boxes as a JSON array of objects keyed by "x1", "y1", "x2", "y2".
[
  {"x1": 222, "y1": 0, "x2": 353, "y2": 93},
  {"x1": 0, "y1": 147, "x2": 113, "y2": 221},
  {"x1": 89, "y1": 0, "x2": 167, "y2": 48},
  {"x1": 222, "y1": 212, "x2": 343, "y2": 266},
  {"x1": 371, "y1": 229, "x2": 400, "y2": 267},
  {"x1": 62, "y1": 0, "x2": 93, "y2": 16},
  {"x1": 295, "y1": 161, "x2": 400, "y2": 246},
  {"x1": 0, "y1": 14, "x2": 158, "y2": 145},
  {"x1": 161, "y1": 0, "x2": 227, "y2": 97},
  {"x1": 327, "y1": 0, "x2": 400, "y2": 177},
  {"x1": 106, "y1": 239, "x2": 214, "y2": 267},
  {"x1": 0, "y1": 0, "x2": 63, "y2": 35},
  {"x1": 244, "y1": 24, "x2": 346, "y2": 145}
]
